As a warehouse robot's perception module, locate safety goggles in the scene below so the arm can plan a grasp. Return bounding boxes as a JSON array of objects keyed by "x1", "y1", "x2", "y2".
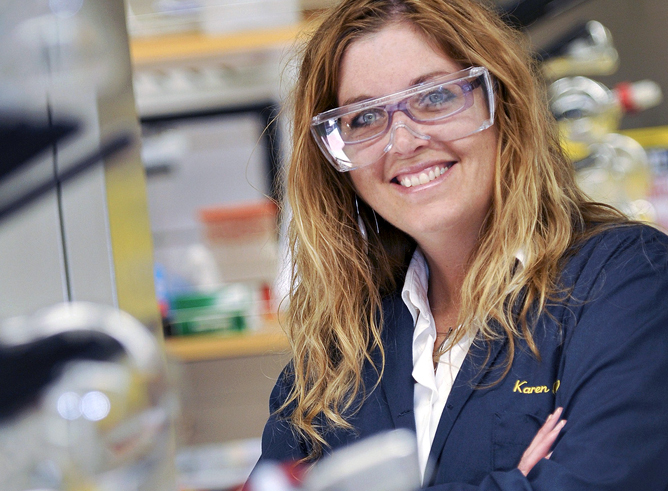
[{"x1": 311, "y1": 66, "x2": 495, "y2": 172}]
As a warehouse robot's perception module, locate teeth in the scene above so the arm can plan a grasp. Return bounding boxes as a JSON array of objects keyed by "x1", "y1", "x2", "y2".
[{"x1": 399, "y1": 166, "x2": 447, "y2": 188}]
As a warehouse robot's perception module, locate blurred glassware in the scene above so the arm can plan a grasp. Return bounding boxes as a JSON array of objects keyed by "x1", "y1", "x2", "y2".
[
  {"x1": 541, "y1": 21, "x2": 619, "y2": 80},
  {"x1": 549, "y1": 76, "x2": 622, "y2": 143},
  {"x1": 0, "y1": 302, "x2": 177, "y2": 491},
  {"x1": 613, "y1": 79, "x2": 663, "y2": 115},
  {"x1": 575, "y1": 133, "x2": 655, "y2": 221},
  {"x1": 549, "y1": 73, "x2": 660, "y2": 221},
  {"x1": 549, "y1": 75, "x2": 663, "y2": 145}
]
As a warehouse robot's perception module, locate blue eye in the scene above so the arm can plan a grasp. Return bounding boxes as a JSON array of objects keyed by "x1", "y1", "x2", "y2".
[
  {"x1": 419, "y1": 87, "x2": 457, "y2": 108},
  {"x1": 349, "y1": 109, "x2": 385, "y2": 128}
]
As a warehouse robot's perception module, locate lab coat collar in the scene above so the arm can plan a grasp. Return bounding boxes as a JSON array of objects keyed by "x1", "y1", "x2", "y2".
[
  {"x1": 425, "y1": 330, "x2": 507, "y2": 485},
  {"x1": 379, "y1": 292, "x2": 418, "y2": 434},
  {"x1": 379, "y1": 293, "x2": 508, "y2": 487}
]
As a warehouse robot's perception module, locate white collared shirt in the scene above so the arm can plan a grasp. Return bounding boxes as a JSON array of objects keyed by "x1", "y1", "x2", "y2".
[
  {"x1": 401, "y1": 248, "x2": 525, "y2": 482},
  {"x1": 401, "y1": 249, "x2": 473, "y2": 483}
]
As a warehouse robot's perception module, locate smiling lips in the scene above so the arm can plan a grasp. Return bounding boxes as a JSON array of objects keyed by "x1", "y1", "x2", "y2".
[{"x1": 397, "y1": 163, "x2": 453, "y2": 188}]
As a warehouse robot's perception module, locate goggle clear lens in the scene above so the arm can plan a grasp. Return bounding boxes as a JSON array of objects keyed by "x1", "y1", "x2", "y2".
[{"x1": 311, "y1": 66, "x2": 495, "y2": 172}]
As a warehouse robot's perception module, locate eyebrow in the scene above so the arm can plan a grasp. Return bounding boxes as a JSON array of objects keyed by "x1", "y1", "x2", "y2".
[{"x1": 339, "y1": 70, "x2": 454, "y2": 107}]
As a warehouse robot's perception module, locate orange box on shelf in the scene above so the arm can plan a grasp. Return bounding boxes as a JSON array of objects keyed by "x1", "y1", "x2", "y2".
[{"x1": 198, "y1": 200, "x2": 279, "y2": 284}]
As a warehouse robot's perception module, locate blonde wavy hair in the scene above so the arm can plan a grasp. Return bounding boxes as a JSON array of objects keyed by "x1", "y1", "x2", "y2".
[{"x1": 280, "y1": 0, "x2": 626, "y2": 459}]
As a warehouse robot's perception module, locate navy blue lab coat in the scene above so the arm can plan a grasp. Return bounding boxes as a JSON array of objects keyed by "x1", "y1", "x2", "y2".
[{"x1": 257, "y1": 225, "x2": 668, "y2": 490}]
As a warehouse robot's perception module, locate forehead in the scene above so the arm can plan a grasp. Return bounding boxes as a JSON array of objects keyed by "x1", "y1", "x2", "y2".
[{"x1": 337, "y1": 22, "x2": 463, "y2": 105}]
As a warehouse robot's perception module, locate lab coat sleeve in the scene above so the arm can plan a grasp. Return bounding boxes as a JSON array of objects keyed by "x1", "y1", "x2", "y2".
[
  {"x1": 428, "y1": 227, "x2": 668, "y2": 490},
  {"x1": 257, "y1": 363, "x2": 310, "y2": 463}
]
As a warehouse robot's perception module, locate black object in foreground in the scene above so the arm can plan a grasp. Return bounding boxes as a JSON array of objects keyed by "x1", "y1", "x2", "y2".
[{"x1": 0, "y1": 330, "x2": 125, "y2": 422}]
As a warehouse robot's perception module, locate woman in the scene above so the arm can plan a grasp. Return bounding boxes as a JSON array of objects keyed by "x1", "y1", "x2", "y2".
[{"x1": 256, "y1": 0, "x2": 668, "y2": 488}]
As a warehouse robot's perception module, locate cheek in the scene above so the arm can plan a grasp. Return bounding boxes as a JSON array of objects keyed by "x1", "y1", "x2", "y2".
[
  {"x1": 482, "y1": 147, "x2": 497, "y2": 190},
  {"x1": 460, "y1": 128, "x2": 498, "y2": 212},
  {"x1": 475, "y1": 129, "x2": 498, "y2": 184},
  {"x1": 349, "y1": 167, "x2": 378, "y2": 201}
]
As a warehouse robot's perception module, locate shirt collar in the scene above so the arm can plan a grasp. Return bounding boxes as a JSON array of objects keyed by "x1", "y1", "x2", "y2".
[
  {"x1": 401, "y1": 248, "x2": 429, "y2": 326},
  {"x1": 401, "y1": 247, "x2": 526, "y2": 323}
]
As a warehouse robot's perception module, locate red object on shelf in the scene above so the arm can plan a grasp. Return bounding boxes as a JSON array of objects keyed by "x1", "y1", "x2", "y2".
[
  {"x1": 199, "y1": 201, "x2": 278, "y2": 241},
  {"x1": 198, "y1": 200, "x2": 279, "y2": 283}
]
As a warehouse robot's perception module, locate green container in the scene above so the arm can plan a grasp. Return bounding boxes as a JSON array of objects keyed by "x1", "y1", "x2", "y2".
[{"x1": 170, "y1": 292, "x2": 247, "y2": 336}]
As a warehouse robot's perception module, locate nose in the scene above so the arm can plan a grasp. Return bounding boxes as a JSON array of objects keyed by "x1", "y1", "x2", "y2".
[{"x1": 383, "y1": 120, "x2": 431, "y2": 156}]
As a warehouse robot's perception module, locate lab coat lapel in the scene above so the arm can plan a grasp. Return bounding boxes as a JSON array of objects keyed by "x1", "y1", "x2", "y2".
[
  {"x1": 380, "y1": 293, "x2": 417, "y2": 433},
  {"x1": 427, "y1": 332, "x2": 507, "y2": 475}
]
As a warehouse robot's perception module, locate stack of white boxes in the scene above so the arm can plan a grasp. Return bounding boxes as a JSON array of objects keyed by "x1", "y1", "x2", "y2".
[
  {"x1": 127, "y1": 0, "x2": 302, "y2": 38},
  {"x1": 199, "y1": 0, "x2": 301, "y2": 34}
]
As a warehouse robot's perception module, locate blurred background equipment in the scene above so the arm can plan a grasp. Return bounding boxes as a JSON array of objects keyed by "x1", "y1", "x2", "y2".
[
  {"x1": 549, "y1": 75, "x2": 623, "y2": 142},
  {"x1": 0, "y1": 302, "x2": 177, "y2": 491},
  {"x1": 503, "y1": 0, "x2": 668, "y2": 229},
  {"x1": 500, "y1": 0, "x2": 663, "y2": 223},
  {"x1": 0, "y1": 115, "x2": 78, "y2": 179},
  {"x1": 0, "y1": 0, "x2": 176, "y2": 489},
  {"x1": 574, "y1": 133, "x2": 655, "y2": 221},
  {"x1": 547, "y1": 72, "x2": 661, "y2": 221},
  {"x1": 498, "y1": 0, "x2": 593, "y2": 29},
  {"x1": 0, "y1": 0, "x2": 158, "y2": 325},
  {"x1": 126, "y1": 0, "x2": 300, "y2": 38},
  {"x1": 246, "y1": 429, "x2": 420, "y2": 491},
  {"x1": 538, "y1": 20, "x2": 619, "y2": 79},
  {"x1": 302, "y1": 429, "x2": 420, "y2": 491}
]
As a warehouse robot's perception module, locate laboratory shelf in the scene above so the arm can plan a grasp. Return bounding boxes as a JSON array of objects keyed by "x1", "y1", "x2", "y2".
[
  {"x1": 129, "y1": 22, "x2": 313, "y2": 66},
  {"x1": 163, "y1": 320, "x2": 289, "y2": 362}
]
